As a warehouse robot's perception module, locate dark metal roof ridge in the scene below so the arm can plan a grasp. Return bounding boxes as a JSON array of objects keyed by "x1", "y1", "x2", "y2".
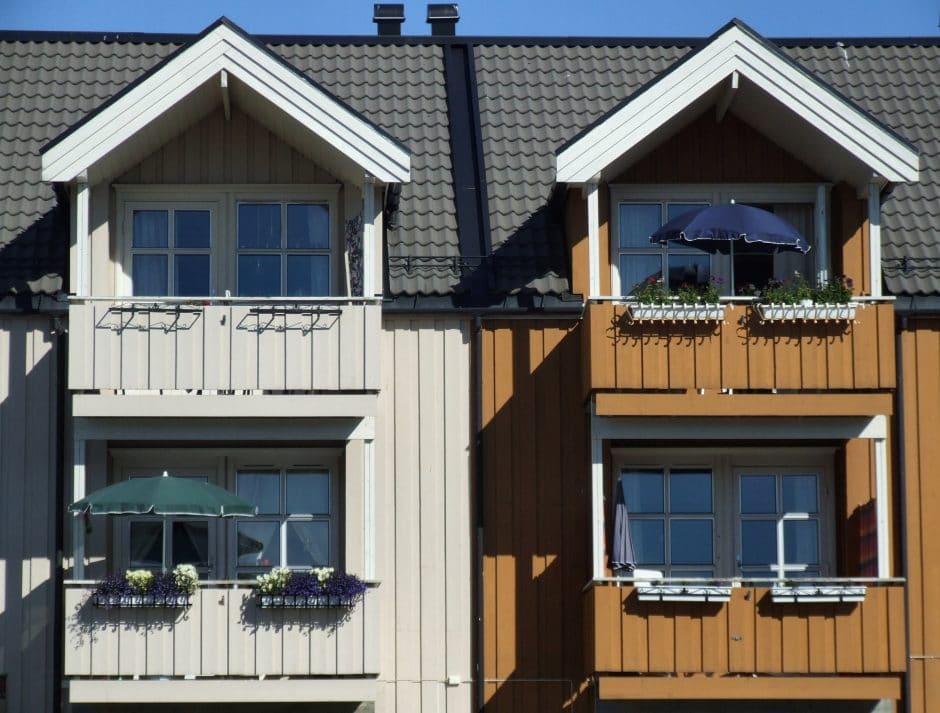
[{"x1": 38, "y1": 15, "x2": 411, "y2": 160}]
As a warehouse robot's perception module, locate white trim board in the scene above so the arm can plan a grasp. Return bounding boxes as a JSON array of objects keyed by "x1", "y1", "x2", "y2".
[
  {"x1": 556, "y1": 22, "x2": 919, "y2": 187},
  {"x1": 592, "y1": 415, "x2": 887, "y2": 441},
  {"x1": 42, "y1": 20, "x2": 411, "y2": 184},
  {"x1": 69, "y1": 678, "x2": 376, "y2": 704}
]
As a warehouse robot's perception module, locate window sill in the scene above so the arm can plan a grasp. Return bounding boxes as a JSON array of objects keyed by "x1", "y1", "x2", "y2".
[
  {"x1": 771, "y1": 584, "x2": 866, "y2": 603},
  {"x1": 754, "y1": 303, "x2": 857, "y2": 322},
  {"x1": 628, "y1": 303, "x2": 726, "y2": 322},
  {"x1": 636, "y1": 584, "x2": 734, "y2": 603}
]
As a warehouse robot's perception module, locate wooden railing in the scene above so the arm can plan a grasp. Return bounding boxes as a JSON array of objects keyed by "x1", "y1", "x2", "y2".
[
  {"x1": 582, "y1": 300, "x2": 895, "y2": 396},
  {"x1": 68, "y1": 298, "x2": 381, "y2": 393},
  {"x1": 64, "y1": 583, "x2": 379, "y2": 678},
  {"x1": 584, "y1": 581, "x2": 905, "y2": 675}
]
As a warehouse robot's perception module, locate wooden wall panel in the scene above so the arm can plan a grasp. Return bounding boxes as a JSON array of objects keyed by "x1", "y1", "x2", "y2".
[
  {"x1": 0, "y1": 317, "x2": 59, "y2": 713},
  {"x1": 377, "y1": 318, "x2": 473, "y2": 713},
  {"x1": 482, "y1": 320, "x2": 588, "y2": 713},
  {"x1": 831, "y1": 183, "x2": 871, "y2": 297},
  {"x1": 900, "y1": 318, "x2": 940, "y2": 713}
]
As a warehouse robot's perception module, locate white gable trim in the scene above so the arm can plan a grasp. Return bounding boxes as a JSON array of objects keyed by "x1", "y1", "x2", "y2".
[
  {"x1": 42, "y1": 23, "x2": 411, "y2": 184},
  {"x1": 555, "y1": 24, "x2": 919, "y2": 185}
]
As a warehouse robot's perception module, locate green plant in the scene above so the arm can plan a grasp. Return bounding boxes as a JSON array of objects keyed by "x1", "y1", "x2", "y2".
[
  {"x1": 631, "y1": 276, "x2": 670, "y2": 304},
  {"x1": 761, "y1": 272, "x2": 813, "y2": 304},
  {"x1": 172, "y1": 564, "x2": 199, "y2": 595},
  {"x1": 256, "y1": 566, "x2": 292, "y2": 594},
  {"x1": 814, "y1": 275, "x2": 854, "y2": 303},
  {"x1": 633, "y1": 276, "x2": 723, "y2": 305},
  {"x1": 125, "y1": 569, "x2": 154, "y2": 593}
]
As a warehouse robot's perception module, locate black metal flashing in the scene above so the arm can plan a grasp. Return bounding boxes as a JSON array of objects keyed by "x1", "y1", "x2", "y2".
[
  {"x1": 893, "y1": 295, "x2": 940, "y2": 316},
  {"x1": 383, "y1": 292, "x2": 583, "y2": 314}
]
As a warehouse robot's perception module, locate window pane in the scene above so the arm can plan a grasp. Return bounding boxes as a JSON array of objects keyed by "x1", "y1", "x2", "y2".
[
  {"x1": 619, "y1": 254, "x2": 662, "y2": 296},
  {"x1": 238, "y1": 255, "x2": 281, "y2": 296},
  {"x1": 132, "y1": 254, "x2": 168, "y2": 296},
  {"x1": 741, "y1": 520, "x2": 777, "y2": 566},
  {"x1": 666, "y1": 203, "x2": 706, "y2": 222},
  {"x1": 286, "y1": 521, "x2": 330, "y2": 567},
  {"x1": 287, "y1": 204, "x2": 330, "y2": 249},
  {"x1": 129, "y1": 521, "x2": 164, "y2": 569},
  {"x1": 237, "y1": 472, "x2": 280, "y2": 515},
  {"x1": 286, "y1": 472, "x2": 330, "y2": 515},
  {"x1": 237, "y1": 521, "x2": 280, "y2": 568},
  {"x1": 172, "y1": 521, "x2": 210, "y2": 568},
  {"x1": 133, "y1": 210, "x2": 168, "y2": 248},
  {"x1": 741, "y1": 475, "x2": 776, "y2": 514},
  {"x1": 669, "y1": 470, "x2": 712, "y2": 513},
  {"x1": 629, "y1": 519, "x2": 664, "y2": 565},
  {"x1": 619, "y1": 204, "x2": 661, "y2": 249},
  {"x1": 671, "y1": 520, "x2": 713, "y2": 565},
  {"x1": 286, "y1": 255, "x2": 330, "y2": 296},
  {"x1": 783, "y1": 474, "x2": 818, "y2": 513},
  {"x1": 784, "y1": 520, "x2": 819, "y2": 565},
  {"x1": 175, "y1": 254, "x2": 210, "y2": 296},
  {"x1": 621, "y1": 470, "x2": 664, "y2": 513},
  {"x1": 667, "y1": 254, "x2": 710, "y2": 291},
  {"x1": 175, "y1": 210, "x2": 211, "y2": 248},
  {"x1": 238, "y1": 204, "x2": 281, "y2": 249}
]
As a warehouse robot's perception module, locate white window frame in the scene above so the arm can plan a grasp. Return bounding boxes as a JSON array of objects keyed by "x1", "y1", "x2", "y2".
[
  {"x1": 611, "y1": 448, "x2": 834, "y2": 580},
  {"x1": 609, "y1": 183, "x2": 827, "y2": 296},
  {"x1": 230, "y1": 448, "x2": 342, "y2": 578},
  {"x1": 115, "y1": 185, "x2": 340, "y2": 298}
]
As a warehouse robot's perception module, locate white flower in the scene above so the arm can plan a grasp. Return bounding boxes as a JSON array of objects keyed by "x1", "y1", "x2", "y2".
[
  {"x1": 310, "y1": 566, "x2": 334, "y2": 583},
  {"x1": 125, "y1": 569, "x2": 154, "y2": 593},
  {"x1": 256, "y1": 566, "x2": 292, "y2": 595},
  {"x1": 172, "y1": 564, "x2": 199, "y2": 595}
]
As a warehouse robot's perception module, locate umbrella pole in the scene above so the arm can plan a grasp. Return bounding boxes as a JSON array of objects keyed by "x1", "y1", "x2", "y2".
[
  {"x1": 730, "y1": 241, "x2": 736, "y2": 295},
  {"x1": 162, "y1": 514, "x2": 168, "y2": 575}
]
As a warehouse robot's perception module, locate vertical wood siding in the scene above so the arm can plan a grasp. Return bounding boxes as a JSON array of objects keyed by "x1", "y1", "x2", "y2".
[
  {"x1": 0, "y1": 317, "x2": 59, "y2": 713},
  {"x1": 900, "y1": 318, "x2": 940, "y2": 713},
  {"x1": 481, "y1": 320, "x2": 589, "y2": 713},
  {"x1": 118, "y1": 107, "x2": 338, "y2": 185},
  {"x1": 377, "y1": 318, "x2": 473, "y2": 713}
]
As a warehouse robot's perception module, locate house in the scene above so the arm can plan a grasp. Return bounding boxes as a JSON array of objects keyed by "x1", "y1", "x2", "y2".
[{"x1": 0, "y1": 6, "x2": 938, "y2": 713}]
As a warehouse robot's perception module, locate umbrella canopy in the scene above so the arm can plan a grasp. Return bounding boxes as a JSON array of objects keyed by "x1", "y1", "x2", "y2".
[
  {"x1": 68, "y1": 475, "x2": 257, "y2": 517},
  {"x1": 650, "y1": 203, "x2": 811, "y2": 254}
]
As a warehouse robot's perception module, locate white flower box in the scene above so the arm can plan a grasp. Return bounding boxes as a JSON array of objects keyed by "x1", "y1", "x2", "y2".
[
  {"x1": 755, "y1": 303, "x2": 857, "y2": 322},
  {"x1": 628, "y1": 303, "x2": 725, "y2": 322}
]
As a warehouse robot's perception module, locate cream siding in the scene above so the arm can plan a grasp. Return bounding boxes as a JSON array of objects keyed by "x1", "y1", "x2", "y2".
[
  {"x1": 377, "y1": 318, "x2": 473, "y2": 713},
  {"x1": 0, "y1": 317, "x2": 60, "y2": 713}
]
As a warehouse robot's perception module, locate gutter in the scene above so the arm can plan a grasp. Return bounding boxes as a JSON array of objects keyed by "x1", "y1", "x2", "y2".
[
  {"x1": 472, "y1": 315, "x2": 485, "y2": 713},
  {"x1": 52, "y1": 322, "x2": 67, "y2": 713},
  {"x1": 895, "y1": 314, "x2": 912, "y2": 713}
]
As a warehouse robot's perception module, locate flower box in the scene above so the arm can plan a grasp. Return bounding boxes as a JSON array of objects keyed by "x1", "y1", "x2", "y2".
[
  {"x1": 628, "y1": 303, "x2": 725, "y2": 322},
  {"x1": 92, "y1": 593, "x2": 191, "y2": 608},
  {"x1": 755, "y1": 303, "x2": 857, "y2": 322},
  {"x1": 258, "y1": 593, "x2": 357, "y2": 609}
]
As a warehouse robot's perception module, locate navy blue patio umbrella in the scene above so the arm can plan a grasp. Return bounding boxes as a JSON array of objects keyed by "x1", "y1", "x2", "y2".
[{"x1": 650, "y1": 202, "x2": 811, "y2": 290}]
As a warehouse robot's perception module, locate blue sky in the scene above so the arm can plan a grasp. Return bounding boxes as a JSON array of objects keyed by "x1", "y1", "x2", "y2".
[{"x1": 0, "y1": 0, "x2": 937, "y2": 37}]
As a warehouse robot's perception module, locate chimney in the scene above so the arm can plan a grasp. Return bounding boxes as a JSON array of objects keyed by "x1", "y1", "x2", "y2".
[
  {"x1": 426, "y1": 3, "x2": 459, "y2": 36},
  {"x1": 373, "y1": 4, "x2": 405, "y2": 37}
]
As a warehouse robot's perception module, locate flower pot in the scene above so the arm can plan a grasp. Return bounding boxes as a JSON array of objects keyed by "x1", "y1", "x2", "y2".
[
  {"x1": 272, "y1": 596, "x2": 284, "y2": 607},
  {"x1": 260, "y1": 595, "x2": 273, "y2": 608},
  {"x1": 283, "y1": 595, "x2": 296, "y2": 607},
  {"x1": 629, "y1": 303, "x2": 725, "y2": 322},
  {"x1": 142, "y1": 595, "x2": 154, "y2": 607}
]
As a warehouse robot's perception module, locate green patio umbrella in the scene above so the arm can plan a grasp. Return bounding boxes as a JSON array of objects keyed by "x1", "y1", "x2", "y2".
[{"x1": 68, "y1": 473, "x2": 257, "y2": 517}]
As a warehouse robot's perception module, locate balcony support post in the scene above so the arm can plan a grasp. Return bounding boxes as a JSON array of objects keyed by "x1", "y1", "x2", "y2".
[
  {"x1": 868, "y1": 179, "x2": 884, "y2": 298},
  {"x1": 591, "y1": 408, "x2": 605, "y2": 579},
  {"x1": 585, "y1": 180, "x2": 600, "y2": 297},
  {"x1": 875, "y1": 436, "x2": 890, "y2": 577},
  {"x1": 72, "y1": 436, "x2": 86, "y2": 579},
  {"x1": 73, "y1": 178, "x2": 90, "y2": 296},
  {"x1": 815, "y1": 183, "x2": 830, "y2": 286},
  {"x1": 362, "y1": 176, "x2": 377, "y2": 298},
  {"x1": 363, "y1": 437, "x2": 375, "y2": 580}
]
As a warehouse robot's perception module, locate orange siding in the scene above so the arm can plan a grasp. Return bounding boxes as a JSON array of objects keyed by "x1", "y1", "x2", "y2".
[
  {"x1": 583, "y1": 301, "x2": 896, "y2": 396},
  {"x1": 832, "y1": 183, "x2": 871, "y2": 297},
  {"x1": 587, "y1": 583, "x2": 906, "y2": 677},
  {"x1": 900, "y1": 318, "x2": 940, "y2": 713},
  {"x1": 482, "y1": 320, "x2": 588, "y2": 713}
]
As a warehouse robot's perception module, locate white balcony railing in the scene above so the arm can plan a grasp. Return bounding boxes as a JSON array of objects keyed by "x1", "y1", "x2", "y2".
[{"x1": 68, "y1": 297, "x2": 381, "y2": 393}]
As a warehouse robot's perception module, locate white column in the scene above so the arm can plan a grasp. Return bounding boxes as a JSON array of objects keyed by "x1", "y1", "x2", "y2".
[
  {"x1": 73, "y1": 179, "x2": 90, "y2": 296},
  {"x1": 73, "y1": 436, "x2": 86, "y2": 579},
  {"x1": 362, "y1": 177, "x2": 376, "y2": 298},
  {"x1": 586, "y1": 181, "x2": 600, "y2": 298},
  {"x1": 363, "y1": 438, "x2": 375, "y2": 580},
  {"x1": 815, "y1": 184, "x2": 830, "y2": 285},
  {"x1": 591, "y1": 414, "x2": 605, "y2": 579},
  {"x1": 874, "y1": 437, "x2": 890, "y2": 577},
  {"x1": 868, "y1": 181, "x2": 883, "y2": 298}
]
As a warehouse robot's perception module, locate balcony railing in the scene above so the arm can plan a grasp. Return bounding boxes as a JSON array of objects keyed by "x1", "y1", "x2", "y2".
[
  {"x1": 582, "y1": 299, "x2": 896, "y2": 396},
  {"x1": 64, "y1": 582, "x2": 379, "y2": 680},
  {"x1": 68, "y1": 297, "x2": 381, "y2": 393},
  {"x1": 584, "y1": 579, "x2": 905, "y2": 676}
]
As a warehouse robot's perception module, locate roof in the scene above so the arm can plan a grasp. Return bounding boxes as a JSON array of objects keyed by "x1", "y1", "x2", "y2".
[{"x1": 0, "y1": 27, "x2": 938, "y2": 297}]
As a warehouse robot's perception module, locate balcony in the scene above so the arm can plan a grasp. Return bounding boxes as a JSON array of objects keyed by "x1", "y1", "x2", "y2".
[
  {"x1": 582, "y1": 300, "x2": 896, "y2": 399},
  {"x1": 585, "y1": 580, "x2": 905, "y2": 697},
  {"x1": 68, "y1": 297, "x2": 381, "y2": 394},
  {"x1": 64, "y1": 581, "x2": 379, "y2": 704}
]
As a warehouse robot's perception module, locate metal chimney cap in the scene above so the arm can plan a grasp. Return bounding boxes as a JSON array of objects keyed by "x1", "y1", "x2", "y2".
[
  {"x1": 426, "y1": 3, "x2": 459, "y2": 21},
  {"x1": 373, "y1": 3, "x2": 405, "y2": 21}
]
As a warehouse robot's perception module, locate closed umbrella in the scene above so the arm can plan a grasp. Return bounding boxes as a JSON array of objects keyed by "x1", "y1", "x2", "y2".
[
  {"x1": 610, "y1": 479, "x2": 636, "y2": 573},
  {"x1": 650, "y1": 202, "x2": 811, "y2": 290}
]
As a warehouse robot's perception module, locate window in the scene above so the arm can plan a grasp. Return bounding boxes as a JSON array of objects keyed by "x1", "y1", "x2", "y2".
[
  {"x1": 619, "y1": 467, "x2": 715, "y2": 577},
  {"x1": 237, "y1": 202, "x2": 331, "y2": 297},
  {"x1": 614, "y1": 450, "x2": 833, "y2": 579},
  {"x1": 616, "y1": 202, "x2": 710, "y2": 296},
  {"x1": 129, "y1": 206, "x2": 212, "y2": 296},
  {"x1": 235, "y1": 468, "x2": 335, "y2": 575}
]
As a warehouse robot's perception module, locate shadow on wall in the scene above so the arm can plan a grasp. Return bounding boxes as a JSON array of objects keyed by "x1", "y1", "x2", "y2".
[
  {"x1": 480, "y1": 321, "x2": 591, "y2": 713},
  {"x1": 0, "y1": 320, "x2": 60, "y2": 713}
]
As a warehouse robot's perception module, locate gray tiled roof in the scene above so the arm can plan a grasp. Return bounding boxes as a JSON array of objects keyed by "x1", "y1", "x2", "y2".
[{"x1": 0, "y1": 35, "x2": 457, "y2": 296}]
